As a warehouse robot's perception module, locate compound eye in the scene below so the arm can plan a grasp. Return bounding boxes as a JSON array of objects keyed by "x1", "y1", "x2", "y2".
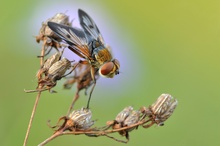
[{"x1": 99, "y1": 62, "x2": 114, "y2": 76}]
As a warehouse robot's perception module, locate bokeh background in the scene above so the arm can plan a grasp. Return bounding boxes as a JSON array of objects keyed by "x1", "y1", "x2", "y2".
[{"x1": 1, "y1": 0, "x2": 220, "y2": 145}]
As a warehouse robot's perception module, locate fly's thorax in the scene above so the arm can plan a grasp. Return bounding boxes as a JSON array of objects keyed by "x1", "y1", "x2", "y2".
[{"x1": 94, "y1": 47, "x2": 112, "y2": 66}]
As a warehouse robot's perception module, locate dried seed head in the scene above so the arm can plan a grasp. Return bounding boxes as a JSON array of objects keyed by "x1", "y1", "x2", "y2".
[
  {"x1": 115, "y1": 106, "x2": 133, "y2": 123},
  {"x1": 124, "y1": 110, "x2": 140, "y2": 126},
  {"x1": 42, "y1": 52, "x2": 62, "y2": 70},
  {"x1": 47, "y1": 58, "x2": 71, "y2": 81},
  {"x1": 44, "y1": 13, "x2": 71, "y2": 38},
  {"x1": 124, "y1": 110, "x2": 140, "y2": 132},
  {"x1": 36, "y1": 52, "x2": 62, "y2": 79},
  {"x1": 68, "y1": 108, "x2": 94, "y2": 130},
  {"x1": 37, "y1": 13, "x2": 71, "y2": 42},
  {"x1": 150, "y1": 94, "x2": 178, "y2": 126}
]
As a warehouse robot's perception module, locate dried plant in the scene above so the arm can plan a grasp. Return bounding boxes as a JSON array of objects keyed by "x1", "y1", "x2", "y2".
[
  {"x1": 38, "y1": 94, "x2": 178, "y2": 145},
  {"x1": 25, "y1": 56, "x2": 76, "y2": 93},
  {"x1": 35, "y1": 13, "x2": 72, "y2": 66},
  {"x1": 23, "y1": 13, "x2": 73, "y2": 146},
  {"x1": 23, "y1": 10, "x2": 179, "y2": 146}
]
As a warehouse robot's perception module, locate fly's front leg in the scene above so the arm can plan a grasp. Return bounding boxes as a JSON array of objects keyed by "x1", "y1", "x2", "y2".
[
  {"x1": 37, "y1": 46, "x2": 53, "y2": 58},
  {"x1": 86, "y1": 66, "x2": 96, "y2": 109},
  {"x1": 62, "y1": 62, "x2": 79, "y2": 78}
]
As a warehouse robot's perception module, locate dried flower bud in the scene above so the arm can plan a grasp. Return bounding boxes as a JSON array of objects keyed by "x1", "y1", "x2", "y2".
[
  {"x1": 36, "y1": 52, "x2": 62, "y2": 79},
  {"x1": 37, "y1": 13, "x2": 71, "y2": 42},
  {"x1": 44, "y1": 13, "x2": 71, "y2": 39},
  {"x1": 150, "y1": 94, "x2": 178, "y2": 126},
  {"x1": 47, "y1": 58, "x2": 71, "y2": 82},
  {"x1": 124, "y1": 110, "x2": 140, "y2": 132},
  {"x1": 68, "y1": 108, "x2": 94, "y2": 130},
  {"x1": 115, "y1": 106, "x2": 133, "y2": 123}
]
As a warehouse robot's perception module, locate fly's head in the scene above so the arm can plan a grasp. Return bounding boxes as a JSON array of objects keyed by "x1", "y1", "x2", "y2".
[{"x1": 99, "y1": 59, "x2": 120, "y2": 78}]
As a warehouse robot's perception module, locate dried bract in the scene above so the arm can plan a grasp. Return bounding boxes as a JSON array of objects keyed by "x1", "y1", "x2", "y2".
[{"x1": 150, "y1": 94, "x2": 178, "y2": 126}]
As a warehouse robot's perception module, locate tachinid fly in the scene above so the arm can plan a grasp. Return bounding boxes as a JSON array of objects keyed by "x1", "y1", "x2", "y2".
[{"x1": 47, "y1": 9, "x2": 120, "y2": 108}]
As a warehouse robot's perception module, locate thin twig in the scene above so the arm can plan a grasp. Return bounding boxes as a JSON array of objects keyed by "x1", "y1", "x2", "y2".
[
  {"x1": 24, "y1": 88, "x2": 50, "y2": 93},
  {"x1": 66, "y1": 91, "x2": 79, "y2": 116},
  {"x1": 38, "y1": 118, "x2": 153, "y2": 145},
  {"x1": 38, "y1": 131, "x2": 62, "y2": 146},
  {"x1": 23, "y1": 40, "x2": 46, "y2": 146},
  {"x1": 103, "y1": 134, "x2": 128, "y2": 143},
  {"x1": 23, "y1": 91, "x2": 42, "y2": 146},
  {"x1": 40, "y1": 40, "x2": 47, "y2": 66}
]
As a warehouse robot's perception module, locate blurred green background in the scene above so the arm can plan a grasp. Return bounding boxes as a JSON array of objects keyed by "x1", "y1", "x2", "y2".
[{"x1": 1, "y1": 0, "x2": 220, "y2": 145}]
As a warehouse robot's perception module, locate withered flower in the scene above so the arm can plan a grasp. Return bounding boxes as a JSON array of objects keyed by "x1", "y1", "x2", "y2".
[
  {"x1": 37, "y1": 57, "x2": 71, "y2": 92},
  {"x1": 36, "y1": 13, "x2": 72, "y2": 43},
  {"x1": 106, "y1": 106, "x2": 135, "y2": 140},
  {"x1": 36, "y1": 52, "x2": 62, "y2": 80},
  {"x1": 52, "y1": 108, "x2": 94, "y2": 133},
  {"x1": 47, "y1": 58, "x2": 71, "y2": 81},
  {"x1": 150, "y1": 94, "x2": 178, "y2": 126},
  {"x1": 124, "y1": 110, "x2": 140, "y2": 130},
  {"x1": 107, "y1": 106, "x2": 133, "y2": 129},
  {"x1": 115, "y1": 106, "x2": 133, "y2": 124},
  {"x1": 68, "y1": 108, "x2": 94, "y2": 130},
  {"x1": 25, "y1": 57, "x2": 72, "y2": 93},
  {"x1": 36, "y1": 13, "x2": 72, "y2": 59},
  {"x1": 121, "y1": 110, "x2": 140, "y2": 140}
]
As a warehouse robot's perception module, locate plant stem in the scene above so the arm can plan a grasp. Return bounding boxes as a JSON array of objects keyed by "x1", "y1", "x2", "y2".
[
  {"x1": 38, "y1": 131, "x2": 62, "y2": 146},
  {"x1": 40, "y1": 40, "x2": 46, "y2": 66},
  {"x1": 23, "y1": 92, "x2": 42, "y2": 146},
  {"x1": 38, "y1": 119, "x2": 153, "y2": 145}
]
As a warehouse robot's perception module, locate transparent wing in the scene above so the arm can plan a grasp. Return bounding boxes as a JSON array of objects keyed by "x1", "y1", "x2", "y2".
[
  {"x1": 47, "y1": 21, "x2": 91, "y2": 59},
  {"x1": 78, "y1": 9, "x2": 105, "y2": 45}
]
